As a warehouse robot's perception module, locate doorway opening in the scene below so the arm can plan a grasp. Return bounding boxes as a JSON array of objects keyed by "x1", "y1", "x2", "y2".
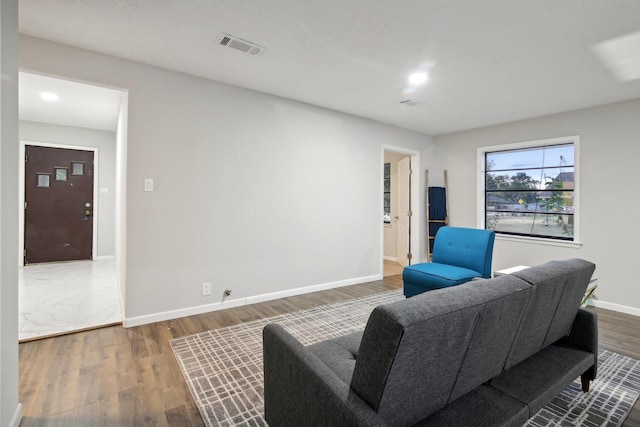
[
  {"x1": 382, "y1": 147, "x2": 420, "y2": 277},
  {"x1": 18, "y1": 71, "x2": 128, "y2": 341}
]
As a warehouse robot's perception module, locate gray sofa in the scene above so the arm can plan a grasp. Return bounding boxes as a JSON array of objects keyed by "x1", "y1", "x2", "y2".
[{"x1": 263, "y1": 258, "x2": 597, "y2": 426}]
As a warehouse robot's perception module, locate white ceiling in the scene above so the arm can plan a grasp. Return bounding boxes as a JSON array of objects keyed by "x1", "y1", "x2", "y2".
[
  {"x1": 19, "y1": 72, "x2": 123, "y2": 131},
  {"x1": 18, "y1": 0, "x2": 640, "y2": 136}
]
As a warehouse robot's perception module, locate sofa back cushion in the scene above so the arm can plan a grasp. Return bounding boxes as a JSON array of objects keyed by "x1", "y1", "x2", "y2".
[
  {"x1": 431, "y1": 226, "x2": 495, "y2": 277},
  {"x1": 447, "y1": 277, "x2": 533, "y2": 402},
  {"x1": 504, "y1": 258, "x2": 596, "y2": 369},
  {"x1": 351, "y1": 275, "x2": 531, "y2": 426}
]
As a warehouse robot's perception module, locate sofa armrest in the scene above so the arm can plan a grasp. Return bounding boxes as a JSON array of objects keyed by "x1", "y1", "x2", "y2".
[
  {"x1": 557, "y1": 308, "x2": 598, "y2": 382},
  {"x1": 263, "y1": 323, "x2": 385, "y2": 427}
]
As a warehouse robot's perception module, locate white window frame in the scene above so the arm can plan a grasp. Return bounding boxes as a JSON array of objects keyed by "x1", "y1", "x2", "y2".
[{"x1": 477, "y1": 135, "x2": 581, "y2": 248}]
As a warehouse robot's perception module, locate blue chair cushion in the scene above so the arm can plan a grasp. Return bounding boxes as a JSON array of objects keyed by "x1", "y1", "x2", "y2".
[
  {"x1": 403, "y1": 262, "x2": 482, "y2": 295},
  {"x1": 432, "y1": 227, "x2": 495, "y2": 278}
]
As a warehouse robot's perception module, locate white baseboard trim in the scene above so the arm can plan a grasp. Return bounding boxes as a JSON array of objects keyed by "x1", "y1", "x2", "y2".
[
  {"x1": 94, "y1": 255, "x2": 115, "y2": 261},
  {"x1": 383, "y1": 256, "x2": 398, "y2": 262},
  {"x1": 245, "y1": 274, "x2": 381, "y2": 306},
  {"x1": 9, "y1": 403, "x2": 22, "y2": 427},
  {"x1": 592, "y1": 300, "x2": 640, "y2": 317},
  {"x1": 123, "y1": 274, "x2": 383, "y2": 328}
]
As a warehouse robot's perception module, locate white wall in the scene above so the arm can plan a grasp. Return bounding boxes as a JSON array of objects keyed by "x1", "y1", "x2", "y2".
[
  {"x1": 19, "y1": 120, "x2": 117, "y2": 257},
  {"x1": 19, "y1": 36, "x2": 434, "y2": 324},
  {"x1": 383, "y1": 151, "x2": 409, "y2": 260},
  {"x1": 115, "y1": 94, "x2": 128, "y2": 301},
  {"x1": 1, "y1": 1, "x2": 21, "y2": 425},
  {"x1": 434, "y1": 98, "x2": 640, "y2": 314}
]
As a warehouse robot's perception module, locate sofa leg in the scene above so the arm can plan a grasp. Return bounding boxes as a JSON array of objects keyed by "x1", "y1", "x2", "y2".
[{"x1": 581, "y1": 375, "x2": 590, "y2": 392}]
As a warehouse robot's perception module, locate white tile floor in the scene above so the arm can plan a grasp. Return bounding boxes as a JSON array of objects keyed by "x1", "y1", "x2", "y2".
[{"x1": 19, "y1": 259, "x2": 122, "y2": 341}]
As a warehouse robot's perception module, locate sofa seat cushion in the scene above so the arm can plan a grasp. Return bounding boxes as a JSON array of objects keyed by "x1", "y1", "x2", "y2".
[
  {"x1": 414, "y1": 385, "x2": 529, "y2": 427},
  {"x1": 490, "y1": 344, "x2": 595, "y2": 416},
  {"x1": 403, "y1": 262, "x2": 482, "y2": 291},
  {"x1": 307, "y1": 331, "x2": 363, "y2": 385}
]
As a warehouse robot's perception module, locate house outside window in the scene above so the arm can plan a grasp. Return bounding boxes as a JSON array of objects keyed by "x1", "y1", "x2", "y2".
[
  {"x1": 384, "y1": 163, "x2": 391, "y2": 223},
  {"x1": 478, "y1": 136, "x2": 579, "y2": 243}
]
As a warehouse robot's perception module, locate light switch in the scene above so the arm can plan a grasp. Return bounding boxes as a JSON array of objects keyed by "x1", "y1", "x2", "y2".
[{"x1": 144, "y1": 178, "x2": 154, "y2": 192}]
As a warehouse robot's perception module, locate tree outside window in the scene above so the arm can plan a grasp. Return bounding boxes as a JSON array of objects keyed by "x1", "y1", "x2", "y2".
[{"x1": 484, "y1": 142, "x2": 575, "y2": 241}]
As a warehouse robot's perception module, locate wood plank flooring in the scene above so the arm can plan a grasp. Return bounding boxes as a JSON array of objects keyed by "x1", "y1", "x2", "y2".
[
  {"x1": 19, "y1": 276, "x2": 401, "y2": 426},
  {"x1": 383, "y1": 259, "x2": 404, "y2": 276},
  {"x1": 18, "y1": 274, "x2": 640, "y2": 426}
]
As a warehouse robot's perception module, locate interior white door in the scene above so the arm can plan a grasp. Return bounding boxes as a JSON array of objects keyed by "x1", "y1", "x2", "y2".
[{"x1": 396, "y1": 157, "x2": 411, "y2": 267}]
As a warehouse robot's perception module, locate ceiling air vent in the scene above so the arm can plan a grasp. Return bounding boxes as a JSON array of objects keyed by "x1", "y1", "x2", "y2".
[
  {"x1": 218, "y1": 34, "x2": 265, "y2": 56},
  {"x1": 400, "y1": 99, "x2": 420, "y2": 107}
]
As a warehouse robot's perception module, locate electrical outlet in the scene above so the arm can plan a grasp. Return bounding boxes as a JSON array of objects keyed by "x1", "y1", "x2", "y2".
[{"x1": 202, "y1": 282, "x2": 212, "y2": 296}]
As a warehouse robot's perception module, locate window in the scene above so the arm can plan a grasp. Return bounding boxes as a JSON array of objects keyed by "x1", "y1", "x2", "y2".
[
  {"x1": 383, "y1": 163, "x2": 391, "y2": 223},
  {"x1": 37, "y1": 173, "x2": 51, "y2": 188},
  {"x1": 479, "y1": 136, "x2": 579, "y2": 242},
  {"x1": 55, "y1": 167, "x2": 68, "y2": 181},
  {"x1": 71, "y1": 162, "x2": 84, "y2": 176}
]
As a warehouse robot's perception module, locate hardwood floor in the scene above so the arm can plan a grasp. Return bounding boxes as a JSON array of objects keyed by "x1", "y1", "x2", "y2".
[
  {"x1": 19, "y1": 275, "x2": 402, "y2": 426},
  {"x1": 383, "y1": 259, "x2": 404, "y2": 276},
  {"x1": 18, "y1": 274, "x2": 640, "y2": 426}
]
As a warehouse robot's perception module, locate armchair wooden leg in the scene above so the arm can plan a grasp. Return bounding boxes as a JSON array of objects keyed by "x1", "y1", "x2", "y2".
[{"x1": 581, "y1": 375, "x2": 591, "y2": 392}]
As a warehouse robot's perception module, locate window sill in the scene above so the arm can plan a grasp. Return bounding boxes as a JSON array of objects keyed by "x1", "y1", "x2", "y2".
[{"x1": 495, "y1": 234, "x2": 582, "y2": 249}]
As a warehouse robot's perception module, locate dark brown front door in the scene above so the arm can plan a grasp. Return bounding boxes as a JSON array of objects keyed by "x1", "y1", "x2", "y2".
[{"x1": 24, "y1": 145, "x2": 94, "y2": 264}]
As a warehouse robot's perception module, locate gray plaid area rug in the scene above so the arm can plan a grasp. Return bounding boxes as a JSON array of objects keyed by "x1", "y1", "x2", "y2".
[{"x1": 170, "y1": 289, "x2": 640, "y2": 426}]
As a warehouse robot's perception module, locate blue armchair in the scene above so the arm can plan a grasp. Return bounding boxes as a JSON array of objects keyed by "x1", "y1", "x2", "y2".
[{"x1": 403, "y1": 226, "x2": 495, "y2": 297}]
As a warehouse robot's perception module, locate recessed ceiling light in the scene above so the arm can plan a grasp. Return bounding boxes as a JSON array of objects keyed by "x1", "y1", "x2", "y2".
[
  {"x1": 408, "y1": 72, "x2": 428, "y2": 85},
  {"x1": 40, "y1": 92, "x2": 59, "y2": 102}
]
